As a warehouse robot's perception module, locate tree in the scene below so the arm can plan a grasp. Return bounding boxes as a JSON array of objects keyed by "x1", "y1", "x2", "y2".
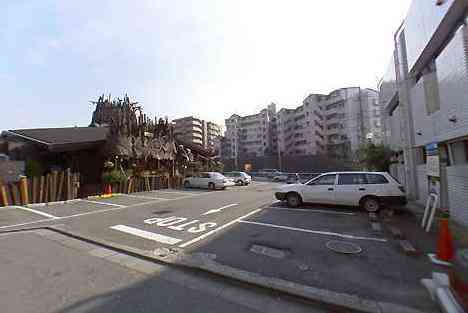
[{"x1": 356, "y1": 143, "x2": 394, "y2": 172}]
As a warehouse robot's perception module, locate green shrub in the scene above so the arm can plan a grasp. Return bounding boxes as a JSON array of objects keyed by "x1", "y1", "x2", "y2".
[
  {"x1": 102, "y1": 169, "x2": 127, "y2": 184},
  {"x1": 25, "y1": 160, "x2": 44, "y2": 177}
]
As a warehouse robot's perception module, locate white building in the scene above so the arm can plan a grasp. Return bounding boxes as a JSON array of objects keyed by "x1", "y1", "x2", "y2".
[
  {"x1": 224, "y1": 103, "x2": 277, "y2": 165},
  {"x1": 277, "y1": 94, "x2": 325, "y2": 157},
  {"x1": 277, "y1": 88, "x2": 382, "y2": 160},
  {"x1": 380, "y1": 0, "x2": 468, "y2": 225},
  {"x1": 173, "y1": 116, "x2": 221, "y2": 150}
]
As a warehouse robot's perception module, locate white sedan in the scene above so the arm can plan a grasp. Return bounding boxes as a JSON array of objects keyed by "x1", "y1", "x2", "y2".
[
  {"x1": 274, "y1": 171, "x2": 407, "y2": 212},
  {"x1": 183, "y1": 172, "x2": 235, "y2": 190}
]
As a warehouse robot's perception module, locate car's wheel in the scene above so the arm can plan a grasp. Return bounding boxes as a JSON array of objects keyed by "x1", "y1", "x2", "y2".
[
  {"x1": 183, "y1": 181, "x2": 190, "y2": 188},
  {"x1": 236, "y1": 180, "x2": 244, "y2": 186},
  {"x1": 287, "y1": 192, "x2": 302, "y2": 208},
  {"x1": 208, "y1": 182, "x2": 215, "y2": 190},
  {"x1": 361, "y1": 196, "x2": 380, "y2": 212}
]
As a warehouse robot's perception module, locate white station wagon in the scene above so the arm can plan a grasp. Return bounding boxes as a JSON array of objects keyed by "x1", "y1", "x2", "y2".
[
  {"x1": 274, "y1": 171, "x2": 406, "y2": 212},
  {"x1": 184, "y1": 172, "x2": 235, "y2": 190}
]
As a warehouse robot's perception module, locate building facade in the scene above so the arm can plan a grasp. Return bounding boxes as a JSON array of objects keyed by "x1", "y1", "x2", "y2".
[
  {"x1": 276, "y1": 94, "x2": 325, "y2": 158},
  {"x1": 277, "y1": 88, "x2": 382, "y2": 161},
  {"x1": 223, "y1": 88, "x2": 383, "y2": 169},
  {"x1": 380, "y1": 0, "x2": 468, "y2": 225},
  {"x1": 172, "y1": 116, "x2": 221, "y2": 151},
  {"x1": 224, "y1": 103, "x2": 277, "y2": 167}
]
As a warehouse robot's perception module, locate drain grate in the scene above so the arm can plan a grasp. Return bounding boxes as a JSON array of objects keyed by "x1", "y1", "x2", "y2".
[
  {"x1": 326, "y1": 240, "x2": 362, "y2": 254},
  {"x1": 250, "y1": 244, "x2": 288, "y2": 259}
]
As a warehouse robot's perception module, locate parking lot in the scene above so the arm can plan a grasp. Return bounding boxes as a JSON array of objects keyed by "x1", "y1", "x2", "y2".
[{"x1": 0, "y1": 181, "x2": 440, "y2": 312}]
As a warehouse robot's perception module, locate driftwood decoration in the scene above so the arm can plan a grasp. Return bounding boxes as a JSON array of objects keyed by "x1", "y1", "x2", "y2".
[{"x1": 90, "y1": 94, "x2": 194, "y2": 167}]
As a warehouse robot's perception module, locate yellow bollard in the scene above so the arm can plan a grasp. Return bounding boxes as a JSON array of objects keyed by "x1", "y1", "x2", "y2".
[
  {"x1": 0, "y1": 184, "x2": 9, "y2": 206},
  {"x1": 19, "y1": 176, "x2": 29, "y2": 205}
]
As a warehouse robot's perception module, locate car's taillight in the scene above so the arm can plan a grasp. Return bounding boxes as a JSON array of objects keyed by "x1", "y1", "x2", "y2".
[{"x1": 398, "y1": 186, "x2": 405, "y2": 193}]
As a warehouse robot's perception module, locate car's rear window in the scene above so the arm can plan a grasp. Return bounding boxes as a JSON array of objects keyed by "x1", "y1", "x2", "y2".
[{"x1": 366, "y1": 174, "x2": 389, "y2": 184}]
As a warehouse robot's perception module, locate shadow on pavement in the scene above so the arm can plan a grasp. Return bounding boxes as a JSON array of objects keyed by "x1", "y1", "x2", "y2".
[{"x1": 184, "y1": 204, "x2": 440, "y2": 313}]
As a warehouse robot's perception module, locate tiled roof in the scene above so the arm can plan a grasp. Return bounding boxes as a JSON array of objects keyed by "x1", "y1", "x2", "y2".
[{"x1": 7, "y1": 127, "x2": 109, "y2": 146}]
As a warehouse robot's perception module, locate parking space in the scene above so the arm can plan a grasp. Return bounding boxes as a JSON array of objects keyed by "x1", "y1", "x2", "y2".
[
  {"x1": 0, "y1": 207, "x2": 50, "y2": 227},
  {"x1": 26, "y1": 201, "x2": 124, "y2": 218},
  {"x1": 187, "y1": 201, "x2": 438, "y2": 312},
  {"x1": 0, "y1": 185, "x2": 273, "y2": 253},
  {"x1": 249, "y1": 203, "x2": 384, "y2": 241}
]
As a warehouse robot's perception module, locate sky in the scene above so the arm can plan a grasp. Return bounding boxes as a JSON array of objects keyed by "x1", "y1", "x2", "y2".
[{"x1": 1, "y1": 0, "x2": 411, "y2": 131}]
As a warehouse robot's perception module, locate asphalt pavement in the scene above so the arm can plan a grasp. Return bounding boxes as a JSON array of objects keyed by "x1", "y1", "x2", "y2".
[
  {"x1": 0, "y1": 228, "x2": 335, "y2": 313},
  {"x1": 0, "y1": 182, "x2": 440, "y2": 312}
]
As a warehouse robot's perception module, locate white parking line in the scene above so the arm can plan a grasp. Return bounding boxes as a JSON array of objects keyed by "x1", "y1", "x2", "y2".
[
  {"x1": 82, "y1": 199, "x2": 125, "y2": 208},
  {"x1": 13, "y1": 206, "x2": 59, "y2": 219},
  {"x1": 110, "y1": 225, "x2": 182, "y2": 245},
  {"x1": 202, "y1": 203, "x2": 239, "y2": 215},
  {"x1": 179, "y1": 208, "x2": 263, "y2": 248},
  {"x1": 239, "y1": 220, "x2": 387, "y2": 242},
  {"x1": 153, "y1": 190, "x2": 204, "y2": 196},
  {"x1": 270, "y1": 207, "x2": 356, "y2": 216},
  {"x1": 119, "y1": 194, "x2": 171, "y2": 201}
]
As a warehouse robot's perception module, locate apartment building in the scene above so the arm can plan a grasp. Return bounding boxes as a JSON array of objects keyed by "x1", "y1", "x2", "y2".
[
  {"x1": 206, "y1": 121, "x2": 222, "y2": 148},
  {"x1": 276, "y1": 94, "x2": 325, "y2": 157},
  {"x1": 277, "y1": 88, "x2": 382, "y2": 159},
  {"x1": 172, "y1": 116, "x2": 221, "y2": 150},
  {"x1": 379, "y1": 0, "x2": 468, "y2": 225},
  {"x1": 224, "y1": 103, "x2": 277, "y2": 164}
]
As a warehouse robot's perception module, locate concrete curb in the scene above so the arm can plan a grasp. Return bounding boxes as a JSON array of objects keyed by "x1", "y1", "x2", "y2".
[
  {"x1": 43, "y1": 224, "x2": 428, "y2": 313},
  {"x1": 27, "y1": 199, "x2": 82, "y2": 207}
]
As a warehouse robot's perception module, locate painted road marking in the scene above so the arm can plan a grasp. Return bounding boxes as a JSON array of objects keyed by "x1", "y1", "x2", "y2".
[
  {"x1": 179, "y1": 208, "x2": 263, "y2": 248},
  {"x1": 202, "y1": 203, "x2": 239, "y2": 216},
  {"x1": 239, "y1": 220, "x2": 387, "y2": 242},
  {"x1": 154, "y1": 190, "x2": 204, "y2": 196},
  {"x1": 270, "y1": 207, "x2": 355, "y2": 216},
  {"x1": 14, "y1": 206, "x2": 59, "y2": 219},
  {"x1": 119, "y1": 194, "x2": 171, "y2": 201},
  {"x1": 110, "y1": 225, "x2": 182, "y2": 245},
  {"x1": 82, "y1": 199, "x2": 126, "y2": 207},
  {"x1": 144, "y1": 216, "x2": 217, "y2": 233}
]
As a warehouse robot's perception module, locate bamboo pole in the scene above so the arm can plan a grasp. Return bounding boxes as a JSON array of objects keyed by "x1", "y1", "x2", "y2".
[
  {"x1": 0, "y1": 183, "x2": 9, "y2": 206},
  {"x1": 19, "y1": 176, "x2": 29, "y2": 205},
  {"x1": 39, "y1": 176, "x2": 45, "y2": 203},
  {"x1": 72, "y1": 173, "x2": 80, "y2": 199},
  {"x1": 73, "y1": 173, "x2": 79, "y2": 199},
  {"x1": 51, "y1": 171, "x2": 58, "y2": 202},
  {"x1": 145, "y1": 177, "x2": 150, "y2": 191},
  {"x1": 11, "y1": 184, "x2": 20, "y2": 205},
  {"x1": 66, "y1": 168, "x2": 71, "y2": 200},
  {"x1": 44, "y1": 174, "x2": 50, "y2": 203},
  {"x1": 127, "y1": 177, "x2": 133, "y2": 193},
  {"x1": 32, "y1": 177, "x2": 38, "y2": 204},
  {"x1": 57, "y1": 171, "x2": 64, "y2": 201}
]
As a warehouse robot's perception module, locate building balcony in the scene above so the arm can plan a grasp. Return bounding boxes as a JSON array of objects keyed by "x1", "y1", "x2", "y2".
[
  {"x1": 191, "y1": 119, "x2": 203, "y2": 127},
  {"x1": 192, "y1": 138, "x2": 203, "y2": 145},
  {"x1": 192, "y1": 127, "x2": 203, "y2": 135},
  {"x1": 192, "y1": 132, "x2": 203, "y2": 139}
]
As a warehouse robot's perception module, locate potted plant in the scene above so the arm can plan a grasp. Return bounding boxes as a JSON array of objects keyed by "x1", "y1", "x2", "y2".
[{"x1": 102, "y1": 161, "x2": 126, "y2": 195}]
